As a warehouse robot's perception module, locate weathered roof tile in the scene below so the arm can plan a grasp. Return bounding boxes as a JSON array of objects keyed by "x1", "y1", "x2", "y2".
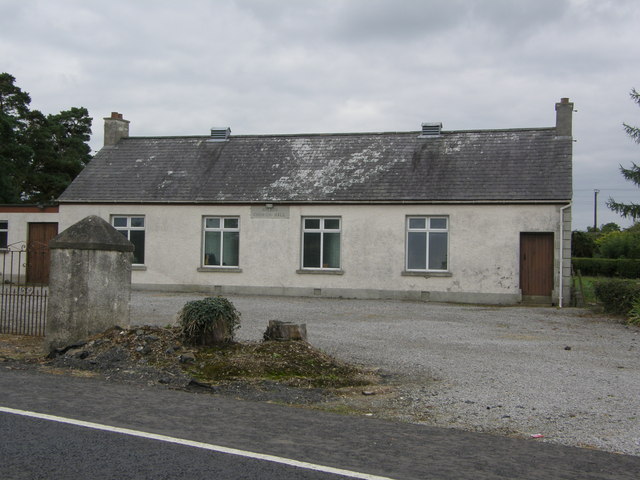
[{"x1": 59, "y1": 128, "x2": 571, "y2": 203}]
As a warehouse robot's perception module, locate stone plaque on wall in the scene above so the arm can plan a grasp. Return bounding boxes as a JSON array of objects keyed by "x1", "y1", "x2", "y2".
[{"x1": 250, "y1": 205, "x2": 290, "y2": 219}]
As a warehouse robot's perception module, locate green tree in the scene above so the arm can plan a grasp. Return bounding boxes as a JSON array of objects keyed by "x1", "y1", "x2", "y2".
[
  {"x1": 0, "y1": 73, "x2": 32, "y2": 202},
  {"x1": 607, "y1": 88, "x2": 640, "y2": 220},
  {"x1": 0, "y1": 73, "x2": 92, "y2": 203},
  {"x1": 600, "y1": 222, "x2": 621, "y2": 234},
  {"x1": 571, "y1": 230, "x2": 597, "y2": 257},
  {"x1": 596, "y1": 230, "x2": 640, "y2": 259}
]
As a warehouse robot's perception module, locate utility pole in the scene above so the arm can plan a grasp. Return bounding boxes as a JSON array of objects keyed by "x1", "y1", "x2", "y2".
[{"x1": 593, "y1": 189, "x2": 600, "y2": 231}]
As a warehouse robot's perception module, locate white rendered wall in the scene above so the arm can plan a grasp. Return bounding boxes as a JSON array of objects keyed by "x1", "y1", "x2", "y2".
[
  {"x1": 59, "y1": 203, "x2": 569, "y2": 304},
  {"x1": 0, "y1": 208, "x2": 59, "y2": 279},
  {"x1": 0, "y1": 210, "x2": 59, "y2": 247}
]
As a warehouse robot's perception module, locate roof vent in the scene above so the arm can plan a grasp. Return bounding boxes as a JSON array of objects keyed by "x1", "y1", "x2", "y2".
[
  {"x1": 210, "y1": 127, "x2": 231, "y2": 141},
  {"x1": 420, "y1": 122, "x2": 442, "y2": 137}
]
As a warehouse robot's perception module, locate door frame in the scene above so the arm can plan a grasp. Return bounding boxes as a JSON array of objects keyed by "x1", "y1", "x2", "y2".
[
  {"x1": 27, "y1": 222, "x2": 58, "y2": 284},
  {"x1": 520, "y1": 232, "x2": 554, "y2": 304}
]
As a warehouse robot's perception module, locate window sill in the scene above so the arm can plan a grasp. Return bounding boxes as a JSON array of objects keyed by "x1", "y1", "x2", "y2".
[
  {"x1": 197, "y1": 267, "x2": 243, "y2": 273},
  {"x1": 132, "y1": 265, "x2": 147, "y2": 271},
  {"x1": 402, "y1": 270, "x2": 452, "y2": 278},
  {"x1": 296, "y1": 269, "x2": 344, "y2": 275}
]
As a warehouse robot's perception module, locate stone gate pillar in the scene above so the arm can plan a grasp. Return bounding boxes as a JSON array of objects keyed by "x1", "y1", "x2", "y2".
[{"x1": 45, "y1": 215, "x2": 134, "y2": 352}]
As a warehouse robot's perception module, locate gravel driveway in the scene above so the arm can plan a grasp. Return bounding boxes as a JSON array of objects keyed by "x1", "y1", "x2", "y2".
[{"x1": 130, "y1": 291, "x2": 640, "y2": 456}]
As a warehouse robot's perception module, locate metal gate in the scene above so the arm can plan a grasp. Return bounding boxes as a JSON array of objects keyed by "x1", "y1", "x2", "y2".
[{"x1": 0, "y1": 242, "x2": 48, "y2": 336}]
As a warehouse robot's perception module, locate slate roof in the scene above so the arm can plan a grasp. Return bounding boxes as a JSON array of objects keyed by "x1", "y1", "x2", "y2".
[{"x1": 59, "y1": 128, "x2": 572, "y2": 204}]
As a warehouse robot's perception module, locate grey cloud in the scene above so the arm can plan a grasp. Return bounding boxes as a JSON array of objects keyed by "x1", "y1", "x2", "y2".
[{"x1": 2, "y1": 0, "x2": 639, "y2": 229}]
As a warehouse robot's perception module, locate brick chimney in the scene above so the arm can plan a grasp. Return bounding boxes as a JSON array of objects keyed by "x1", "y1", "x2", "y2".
[
  {"x1": 103, "y1": 112, "x2": 130, "y2": 146},
  {"x1": 555, "y1": 98, "x2": 573, "y2": 137}
]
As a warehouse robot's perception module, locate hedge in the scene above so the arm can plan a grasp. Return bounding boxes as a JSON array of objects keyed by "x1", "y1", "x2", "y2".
[
  {"x1": 572, "y1": 257, "x2": 640, "y2": 279},
  {"x1": 593, "y1": 278, "x2": 640, "y2": 315}
]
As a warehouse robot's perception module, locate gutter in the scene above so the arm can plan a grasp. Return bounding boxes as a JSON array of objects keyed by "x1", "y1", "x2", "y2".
[
  {"x1": 57, "y1": 199, "x2": 573, "y2": 206},
  {"x1": 558, "y1": 203, "x2": 572, "y2": 308}
]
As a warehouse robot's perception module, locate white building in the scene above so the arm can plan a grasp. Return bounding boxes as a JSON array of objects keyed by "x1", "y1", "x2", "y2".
[{"x1": 3, "y1": 100, "x2": 574, "y2": 305}]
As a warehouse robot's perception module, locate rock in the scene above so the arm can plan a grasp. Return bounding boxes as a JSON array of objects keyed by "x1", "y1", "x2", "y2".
[
  {"x1": 136, "y1": 345, "x2": 152, "y2": 355},
  {"x1": 48, "y1": 340, "x2": 88, "y2": 358},
  {"x1": 179, "y1": 352, "x2": 196, "y2": 364},
  {"x1": 63, "y1": 347, "x2": 91, "y2": 360},
  {"x1": 76, "y1": 350, "x2": 90, "y2": 360},
  {"x1": 188, "y1": 379, "x2": 213, "y2": 390},
  {"x1": 564, "y1": 346, "x2": 572, "y2": 351}
]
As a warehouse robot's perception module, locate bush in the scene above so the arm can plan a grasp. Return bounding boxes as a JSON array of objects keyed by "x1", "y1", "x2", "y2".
[
  {"x1": 179, "y1": 297, "x2": 240, "y2": 346},
  {"x1": 572, "y1": 258, "x2": 640, "y2": 278},
  {"x1": 617, "y1": 259, "x2": 640, "y2": 279},
  {"x1": 628, "y1": 297, "x2": 640, "y2": 326},
  {"x1": 596, "y1": 230, "x2": 640, "y2": 259},
  {"x1": 571, "y1": 231, "x2": 596, "y2": 258},
  {"x1": 593, "y1": 278, "x2": 640, "y2": 315}
]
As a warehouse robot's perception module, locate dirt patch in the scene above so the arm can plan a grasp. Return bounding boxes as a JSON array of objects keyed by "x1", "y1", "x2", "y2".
[
  {"x1": 1, "y1": 327, "x2": 393, "y2": 408},
  {"x1": 0, "y1": 334, "x2": 45, "y2": 363}
]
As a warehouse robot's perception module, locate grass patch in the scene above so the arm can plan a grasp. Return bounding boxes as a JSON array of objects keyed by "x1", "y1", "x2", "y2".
[
  {"x1": 574, "y1": 275, "x2": 602, "y2": 304},
  {"x1": 186, "y1": 340, "x2": 373, "y2": 389}
]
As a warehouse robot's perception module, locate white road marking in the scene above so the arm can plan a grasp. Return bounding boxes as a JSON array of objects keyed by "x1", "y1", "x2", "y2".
[{"x1": 1, "y1": 406, "x2": 398, "y2": 480}]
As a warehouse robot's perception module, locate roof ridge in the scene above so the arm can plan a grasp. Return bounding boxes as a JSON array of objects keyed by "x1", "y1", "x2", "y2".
[{"x1": 121, "y1": 126, "x2": 555, "y2": 141}]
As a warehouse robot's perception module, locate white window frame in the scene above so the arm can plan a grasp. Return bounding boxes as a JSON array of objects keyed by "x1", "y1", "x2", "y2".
[
  {"x1": 301, "y1": 217, "x2": 342, "y2": 270},
  {"x1": 202, "y1": 216, "x2": 240, "y2": 268},
  {"x1": 405, "y1": 216, "x2": 449, "y2": 272},
  {"x1": 0, "y1": 220, "x2": 7, "y2": 249},
  {"x1": 111, "y1": 215, "x2": 145, "y2": 265}
]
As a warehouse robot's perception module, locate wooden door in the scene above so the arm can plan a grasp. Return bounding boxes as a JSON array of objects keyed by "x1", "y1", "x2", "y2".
[
  {"x1": 520, "y1": 232, "x2": 554, "y2": 297},
  {"x1": 27, "y1": 222, "x2": 58, "y2": 284}
]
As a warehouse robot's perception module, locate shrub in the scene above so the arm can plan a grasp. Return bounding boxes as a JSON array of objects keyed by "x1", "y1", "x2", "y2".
[
  {"x1": 572, "y1": 258, "x2": 640, "y2": 278},
  {"x1": 572, "y1": 258, "x2": 616, "y2": 277},
  {"x1": 593, "y1": 278, "x2": 640, "y2": 315},
  {"x1": 628, "y1": 297, "x2": 640, "y2": 326},
  {"x1": 571, "y1": 231, "x2": 596, "y2": 258},
  {"x1": 617, "y1": 259, "x2": 640, "y2": 279},
  {"x1": 179, "y1": 297, "x2": 240, "y2": 346},
  {"x1": 596, "y1": 230, "x2": 640, "y2": 259}
]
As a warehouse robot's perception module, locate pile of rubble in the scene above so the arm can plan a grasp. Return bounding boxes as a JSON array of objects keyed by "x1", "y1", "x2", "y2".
[{"x1": 48, "y1": 325, "x2": 195, "y2": 388}]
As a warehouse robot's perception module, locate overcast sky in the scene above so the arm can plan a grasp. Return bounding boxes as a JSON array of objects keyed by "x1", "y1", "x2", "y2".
[{"x1": 2, "y1": 0, "x2": 639, "y2": 230}]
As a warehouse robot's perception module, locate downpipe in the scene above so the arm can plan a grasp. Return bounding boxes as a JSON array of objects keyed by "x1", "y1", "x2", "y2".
[{"x1": 558, "y1": 203, "x2": 572, "y2": 308}]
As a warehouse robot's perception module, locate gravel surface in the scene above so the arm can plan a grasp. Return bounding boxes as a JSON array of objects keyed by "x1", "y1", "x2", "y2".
[{"x1": 131, "y1": 291, "x2": 640, "y2": 456}]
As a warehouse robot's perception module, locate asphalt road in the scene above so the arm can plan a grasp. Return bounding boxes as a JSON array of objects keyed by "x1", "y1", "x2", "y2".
[
  {"x1": 1, "y1": 368, "x2": 639, "y2": 479},
  {"x1": 1, "y1": 413, "x2": 358, "y2": 480}
]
